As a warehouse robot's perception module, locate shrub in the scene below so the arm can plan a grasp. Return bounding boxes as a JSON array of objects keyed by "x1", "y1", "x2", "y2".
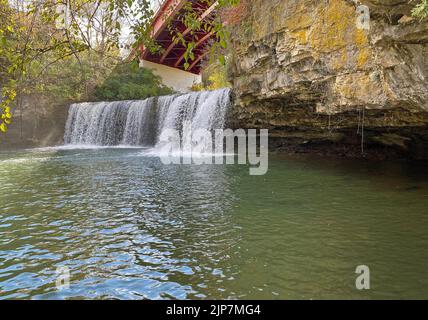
[{"x1": 94, "y1": 61, "x2": 174, "y2": 101}]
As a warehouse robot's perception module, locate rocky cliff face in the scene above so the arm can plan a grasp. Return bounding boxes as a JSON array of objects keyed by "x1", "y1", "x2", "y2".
[{"x1": 228, "y1": 0, "x2": 428, "y2": 158}]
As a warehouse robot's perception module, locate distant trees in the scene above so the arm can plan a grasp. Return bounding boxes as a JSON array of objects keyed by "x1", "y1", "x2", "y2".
[
  {"x1": 0, "y1": 0, "x2": 16, "y2": 132},
  {"x1": 0, "y1": 0, "x2": 241, "y2": 134},
  {"x1": 33, "y1": 49, "x2": 121, "y2": 103},
  {"x1": 0, "y1": 0, "x2": 125, "y2": 133}
]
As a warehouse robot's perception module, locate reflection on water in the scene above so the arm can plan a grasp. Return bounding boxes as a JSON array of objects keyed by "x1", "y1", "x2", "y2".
[{"x1": 0, "y1": 149, "x2": 428, "y2": 299}]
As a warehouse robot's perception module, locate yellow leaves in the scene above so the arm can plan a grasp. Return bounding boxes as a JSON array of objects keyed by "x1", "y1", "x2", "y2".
[
  {"x1": 1, "y1": 87, "x2": 15, "y2": 134},
  {"x1": 1, "y1": 111, "x2": 12, "y2": 120},
  {"x1": 0, "y1": 111, "x2": 12, "y2": 133},
  {"x1": 0, "y1": 14, "x2": 14, "y2": 134},
  {"x1": 1, "y1": 112, "x2": 11, "y2": 118}
]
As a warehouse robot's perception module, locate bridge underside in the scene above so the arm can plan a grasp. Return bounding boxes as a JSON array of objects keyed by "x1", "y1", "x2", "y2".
[{"x1": 140, "y1": 0, "x2": 217, "y2": 75}]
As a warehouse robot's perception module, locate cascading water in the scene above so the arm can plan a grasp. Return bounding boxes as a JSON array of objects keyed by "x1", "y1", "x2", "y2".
[{"x1": 64, "y1": 89, "x2": 231, "y2": 150}]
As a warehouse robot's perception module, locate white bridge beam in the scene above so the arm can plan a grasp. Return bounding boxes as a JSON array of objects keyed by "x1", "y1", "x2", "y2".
[{"x1": 139, "y1": 60, "x2": 202, "y2": 93}]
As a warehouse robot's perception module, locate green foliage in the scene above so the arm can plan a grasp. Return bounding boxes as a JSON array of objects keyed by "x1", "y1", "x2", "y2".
[
  {"x1": 32, "y1": 50, "x2": 121, "y2": 103},
  {"x1": 190, "y1": 48, "x2": 231, "y2": 92},
  {"x1": 0, "y1": 0, "x2": 240, "y2": 134},
  {"x1": 170, "y1": 0, "x2": 240, "y2": 71},
  {"x1": 412, "y1": 0, "x2": 428, "y2": 20},
  {"x1": 191, "y1": 60, "x2": 230, "y2": 91},
  {"x1": 0, "y1": 0, "x2": 16, "y2": 132},
  {"x1": 94, "y1": 62, "x2": 173, "y2": 101},
  {"x1": 205, "y1": 67, "x2": 230, "y2": 90}
]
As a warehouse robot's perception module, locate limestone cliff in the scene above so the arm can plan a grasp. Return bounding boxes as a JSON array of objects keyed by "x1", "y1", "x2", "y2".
[{"x1": 228, "y1": 0, "x2": 428, "y2": 158}]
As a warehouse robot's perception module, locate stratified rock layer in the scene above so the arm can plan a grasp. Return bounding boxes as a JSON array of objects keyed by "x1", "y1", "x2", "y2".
[{"x1": 228, "y1": 0, "x2": 428, "y2": 158}]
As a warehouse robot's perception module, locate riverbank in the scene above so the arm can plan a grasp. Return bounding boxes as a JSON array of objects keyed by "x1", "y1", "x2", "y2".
[
  {"x1": 266, "y1": 128, "x2": 428, "y2": 161},
  {"x1": 227, "y1": 98, "x2": 428, "y2": 161}
]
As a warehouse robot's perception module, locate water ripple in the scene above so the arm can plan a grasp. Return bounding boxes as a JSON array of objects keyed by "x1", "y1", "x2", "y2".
[{"x1": 1, "y1": 150, "x2": 428, "y2": 299}]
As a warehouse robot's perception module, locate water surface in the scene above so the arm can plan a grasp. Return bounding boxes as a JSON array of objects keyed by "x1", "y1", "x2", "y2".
[{"x1": 0, "y1": 148, "x2": 427, "y2": 299}]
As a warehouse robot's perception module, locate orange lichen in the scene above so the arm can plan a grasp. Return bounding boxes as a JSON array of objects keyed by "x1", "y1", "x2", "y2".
[
  {"x1": 310, "y1": 0, "x2": 355, "y2": 52},
  {"x1": 355, "y1": 29, "x2": 371, "y2": 69},
  {"x1": 293, "y1": 30, "x2": 308, "y2": 45},
  {"x1": 357, "y1": 47, "x2": 370, "y2": 68}
]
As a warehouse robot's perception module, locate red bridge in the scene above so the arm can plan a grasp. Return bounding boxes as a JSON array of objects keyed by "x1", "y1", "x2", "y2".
[{"x1": 139, "y1": 0, "x2": 219, "y2": 75}]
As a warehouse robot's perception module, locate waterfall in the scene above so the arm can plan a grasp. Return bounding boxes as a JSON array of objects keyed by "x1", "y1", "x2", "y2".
[{"x1": 64, "y1": 89, "x2": 231, "y2": 149}]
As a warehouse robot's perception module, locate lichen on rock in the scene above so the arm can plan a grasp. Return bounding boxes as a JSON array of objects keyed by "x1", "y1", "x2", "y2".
[{"x1": 228, "y1": 0, "x2": 428, "y2": 158}]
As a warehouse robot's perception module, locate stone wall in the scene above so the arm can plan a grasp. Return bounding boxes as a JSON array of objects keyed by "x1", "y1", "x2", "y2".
[
  {"x1": 0, "y1": 95, "x2": 69, "y2": 150},
  {"x1": 228, "y1": 0, "x2": 428, "y2": 158}
]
